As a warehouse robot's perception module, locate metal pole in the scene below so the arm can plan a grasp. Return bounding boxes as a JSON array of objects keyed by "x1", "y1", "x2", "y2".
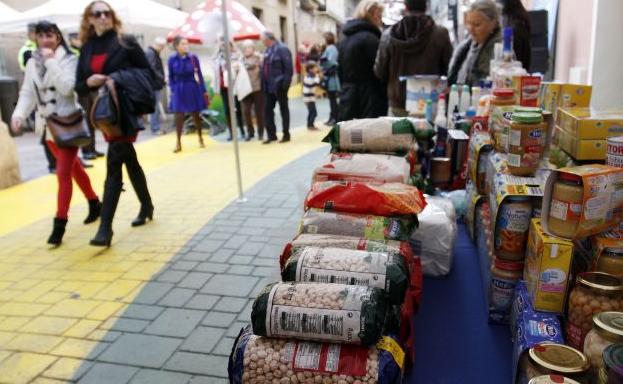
[
  {"x1": 291, "y1": 0, "x2": 300, "y2": 82},
  {"x1": 221, "y1": 0, "x2": 245, "y2": 202}
]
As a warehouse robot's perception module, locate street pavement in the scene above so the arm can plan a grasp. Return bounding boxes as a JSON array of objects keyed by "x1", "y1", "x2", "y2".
[{"x1": 0, "y1": 96, "x2": 331, "y2": 383}]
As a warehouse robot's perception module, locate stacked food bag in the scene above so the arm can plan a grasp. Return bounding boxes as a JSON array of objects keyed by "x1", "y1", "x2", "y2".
[{"x1": 229, "y1": 118, "x2": 428, "y2": 383}]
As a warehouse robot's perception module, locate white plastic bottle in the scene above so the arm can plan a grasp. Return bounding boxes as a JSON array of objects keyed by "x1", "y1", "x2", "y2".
[
  {"x1": 447, "y1": 84, "x2": 459, "y2": 125},
  {"x1": 434, "y1": 94, "x2": 447, "y2": 131},
  {"x1": 459, "y1": 84, "x2": 471, "y2": 113},
  {"x1": 471, "y1": 86, "x2": 481, "y2": 110}
]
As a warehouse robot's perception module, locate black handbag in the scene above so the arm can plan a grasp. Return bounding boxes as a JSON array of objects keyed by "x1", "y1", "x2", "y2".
[
  {"x1": 34, "y1": 82, "x2": 91, "y2": 147},
  {"x1": 90, "y1": 79, "x2": 123, "y2": 138}
]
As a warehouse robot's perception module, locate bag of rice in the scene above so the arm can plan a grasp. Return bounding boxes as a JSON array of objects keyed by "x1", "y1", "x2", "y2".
[
  {"x1": 251, "y1": 282, "x2": 387, "y2": 346},
  {"x1": 298, "y1": 209, "x2": 417, "y2": 242},
  {"x1": 281, "y1": 246, "x2": 409, "y2": 305},
  {"x1": 305, "y1": 181, "x2": 427, "y2": 218},
  {"x1": 312, "y1": 153, "x2": 412, "y2": 184},
  {"x1": 322, "y1": 117, "x2": 417, "y2": 154},
  {"x1": 228, "y1": 326, "x2": 405, "y2": 384}
]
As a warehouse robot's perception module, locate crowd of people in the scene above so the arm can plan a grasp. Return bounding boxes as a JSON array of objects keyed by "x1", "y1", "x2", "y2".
[{"x1": 9, "y1": 0, "x2": 532, "y2": 247}]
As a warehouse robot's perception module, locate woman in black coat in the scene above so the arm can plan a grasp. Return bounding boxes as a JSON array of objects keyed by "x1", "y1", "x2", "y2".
[
  {"x1": 499, "y1": 0, "x2": 531, "y2": 70},
  {"x1": 76, "y1": 0, "x2": 154, "y2": 247},
  {"x1": 337, "y1": 0, "x2": 387, "y2": 121}
]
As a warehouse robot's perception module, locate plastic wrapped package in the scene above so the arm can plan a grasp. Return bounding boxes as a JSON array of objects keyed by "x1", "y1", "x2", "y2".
[
  {"x1": 251, "y1": 282, "x2": 387, "y2": 346},
  {"x1": 312, "y1": 153, "x2": 412, "y2": 184},
  {"x1": 228, "y1": 326, "x2": 405, "y2": 384},
  {"x1": 299, "y1": 209, "x2": 417, "y2": 242},
  {"x1": 281, "y1": 246, "x2": 409, "y2": 305},
  {"x1": 305, "y1": 181, "x2": 427, "y2": 218},
  {"x1": 323, "y1": 117, "x2": 416, "y2": 154},
  {"x1": 410, "y1": 196, "x2": 458, "y2": 277}
]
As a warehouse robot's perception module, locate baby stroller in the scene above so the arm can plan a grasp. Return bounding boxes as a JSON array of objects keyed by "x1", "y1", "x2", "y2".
[{"x1": 183, "y1": 109, "x2": 226, "y2": 136}]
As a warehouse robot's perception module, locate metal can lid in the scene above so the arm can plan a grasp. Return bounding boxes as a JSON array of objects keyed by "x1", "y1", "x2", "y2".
[
  {"x1": 528, "y1": 375, "x2": 580, "y2": 384},
  {"x1": 608, "y1": 136, "x2": 623, "y2": 145},
  {"x1": 593, "y1": 312, "x2": 623, "y2": 340},
  {"x1": 603, "y1": 343, "x2": 623, "y2": 375},
  {"x1": 493, "y1": 88, "x2": 515, "y2": 97},
  {"x1": 604, "y1": 247, "x2": 623, "y2": 256},
  {"x1": 512, "y1": 112, "x2": 543, "y2": 124},
  {"x1": 528, "y1": 343, "x2": 589, "y2": 374},
  {"x1": 505, "y1": 195, "x2": 532, "y2": 202},
  {"x1": 577, "y1": 272, "x2": 623, "y2": 292}
]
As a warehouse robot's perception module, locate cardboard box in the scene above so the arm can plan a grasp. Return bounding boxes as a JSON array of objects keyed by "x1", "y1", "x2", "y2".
[
  {"x1": 559, "y1": 84, "x2": 592, "y2": 109},
  {"x1": 467, "y1": 132, "x2": 494, "y2": 194},
  {"x1": 557, "y1": 107, "x2": 623, "y2": 140},
  {"x1": 511, "y1": 281, "x2": 565, "y2": 384},
  {"x1": 524, "y1": 219, "x2": 574, "y2": 313},
  {"x1": 466, "y1": 181, "x2": 485, "y2": 241},
  {"x1": 537, "y1": 82, "x2": 562, "y2": 113},
  {"x1": 542, "y1": 165, "x2": 623, "y2": 239},
  {"x1": 556, "y1": 126, "x2": 607, "y2": 161}
]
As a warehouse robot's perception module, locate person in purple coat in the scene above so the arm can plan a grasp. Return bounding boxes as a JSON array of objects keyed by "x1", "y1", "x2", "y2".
[{"x1": 168, "y1": 36, "x2": 207, "y2": 153}]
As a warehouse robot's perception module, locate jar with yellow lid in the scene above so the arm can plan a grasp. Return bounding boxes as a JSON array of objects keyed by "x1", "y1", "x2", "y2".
[
  {"x1": 528, "y1": 375, "x2": 581, "y2": 384},
  {"x1": 584, "y1": 312, "x2": 623, "y2": 381},
  {"x1": 548, "y1": 173, "x2": 583, "y2": 239},
  {"x1": 567, "y1": 273, "x2": 623, "y2": 350},
  {"x1": 597, "y1": 249, "x2": 623, "y2": 277},
  {"x1": 599, "y1": 343, "x2": 623, "y2": 384},
  {"x1": 517, "y1": 342, "x2": 590, "y2": 384},
  {"x1": 508, "y1": 112, "x2": 546, "y2": 176}
]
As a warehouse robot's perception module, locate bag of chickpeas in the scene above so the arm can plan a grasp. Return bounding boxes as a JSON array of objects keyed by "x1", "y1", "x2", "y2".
[
  {"x1": 228, "y1": 326, "x2": 405, "y2": 384},
  {"x1": 281, "y1": 246, "x2": 409, "y2": 305},
  {"x1": 251, "y1": 282, "x2": 388, "y2": 346}
]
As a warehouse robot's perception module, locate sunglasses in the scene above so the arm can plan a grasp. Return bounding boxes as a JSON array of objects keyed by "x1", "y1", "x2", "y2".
[{"x1": 90, "y1": 10, "x2": 111, "y2": 19}]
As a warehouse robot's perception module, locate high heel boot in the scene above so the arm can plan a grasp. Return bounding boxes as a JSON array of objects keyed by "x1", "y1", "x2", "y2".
[
  {"x1": 47, "y1": 218, "x2": 67, "y2": 245},
  {"x1": 131, "y1": 204, "x2": 154, "y2": 227},
  {"x1": 84, "y1": 199, "x2": 102, "y2": 224},
  {"x1": 90, "y1": 171, "x2": 121, "y2": 247}
]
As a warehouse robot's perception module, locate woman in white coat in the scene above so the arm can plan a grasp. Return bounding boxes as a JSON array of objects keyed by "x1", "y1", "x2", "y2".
[{"x1": 11, "y1": 21, "x2": 101, "y2": 246}]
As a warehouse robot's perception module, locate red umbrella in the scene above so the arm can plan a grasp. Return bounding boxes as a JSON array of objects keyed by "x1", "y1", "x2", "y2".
[{"x1": 167, "y1": 0, "x2": 266, "y2": 44}]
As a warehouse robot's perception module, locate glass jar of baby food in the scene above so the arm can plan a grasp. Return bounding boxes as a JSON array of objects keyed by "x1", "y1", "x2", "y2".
[
  {"x1": 600, "y1": 343, "x2": 623, "y2": 384},
  {"x1": 508, "y1": 112, "x2": 546, "y2": 176},
  {"x1": 490, "y1": 258, "x2": 524, "y2": 312},
  {"x1": 495, "y1": 196, "x2": 533, "y2": 261},
  {"x1": 597, "y1": 249, "x2": 623, "y2": 277},
  {"x1": 518, "y1": 343, "x2": 589, "y2": 384},
  {"x1": 548, "y1": 173, "x2": 583, "y2": 239},
  {"x1": 491, "y1": 88, "x2": 517, "y2": 152},
  {"x1": 584, "y1": 312, "x2": 623, "y2": 382},
  {"x1": 567, "y1": 273, "x2": 623, "y2": 350}
]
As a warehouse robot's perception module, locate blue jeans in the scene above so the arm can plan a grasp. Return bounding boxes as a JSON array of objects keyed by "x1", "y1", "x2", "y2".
[{"x1": 149, "y1": 90, "x2": 161, "y2": 133}]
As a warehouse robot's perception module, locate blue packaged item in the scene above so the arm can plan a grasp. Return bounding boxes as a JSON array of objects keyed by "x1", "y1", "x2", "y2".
[
  {"x1": 229, "y1": 326, "x2": 404, "y2": 383},
  {"x1": 511, "y1": 281, "x2": 564, "y2": 383}
]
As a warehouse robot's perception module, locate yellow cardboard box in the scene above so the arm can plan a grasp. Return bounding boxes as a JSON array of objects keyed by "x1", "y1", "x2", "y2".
[
  {"x1": 542, "y1": 165, "x2": 623, "y2": 239},
  {"x1": 559, "y1": 84, "x2": 592, "y2": 109},
  {"x1": 556, "y1": 126, "x2": 606, "y2": 161},
  {"x1": 557, "y1": 107, "x2": 623, "y2": 140},
  {"x1": 538, "y1": 82, "x2": 562, "y2": 113},
  {"x1": 524, "y1": 219, "x2": 574, "y2": 313}
]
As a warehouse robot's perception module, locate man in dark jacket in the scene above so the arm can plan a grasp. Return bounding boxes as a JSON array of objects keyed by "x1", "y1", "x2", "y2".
[
  {"x1": 261, "y1": 31, "x2": 293, "y2": 144},
  {"x1": 338, "y1": 1, "x2": 387, "y2": 121},
  {"x1": 374, "y1": 0, "x2": 453, "y2": 117},
  {"x1": 144, "y1": 37, "x2": 166, "y2": 134}
]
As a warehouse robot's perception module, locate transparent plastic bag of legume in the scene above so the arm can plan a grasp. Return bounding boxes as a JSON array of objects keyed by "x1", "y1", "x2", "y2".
[
  {"x1": 251, "y1": 282, "x2": 388, "y2": 346},
  {"x1": 228, "y1": 326, "x2": 405, "y2": 384},
  {"x1": 281, "y1": 246, "x2": 409, "y2": 306},
  {"x1": 312, "y1": 153, "x2": 413, "y2": 184}
]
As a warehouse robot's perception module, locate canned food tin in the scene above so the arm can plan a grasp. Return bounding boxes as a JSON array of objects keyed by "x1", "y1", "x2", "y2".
[{"x1": 608, "y1": 137, "x2": 623, "y2": 168}]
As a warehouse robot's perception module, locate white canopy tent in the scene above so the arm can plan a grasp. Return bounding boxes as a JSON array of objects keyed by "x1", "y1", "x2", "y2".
[
  {"x1": 0, "y1": 2, "x2": 20, "y2": 22},
  {"x1": 0, "y1": 0, "x2": 188, "y2": 33}
]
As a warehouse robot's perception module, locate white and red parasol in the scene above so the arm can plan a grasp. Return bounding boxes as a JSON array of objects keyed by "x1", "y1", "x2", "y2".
[{"x1": 167, "y1": 0, "x2": 266, "y2": 44}]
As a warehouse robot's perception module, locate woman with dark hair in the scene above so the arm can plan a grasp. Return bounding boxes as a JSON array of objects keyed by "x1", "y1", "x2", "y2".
[
  {"x1": 11, "y1": 20, "x2": 101, "y2": 246},
  {"x1": 168, "y1": 36, "x2": 207, "y2": 152},
  {"x1": 320, "y1": 32, "x2": 340, "y2": 125},
  {"x1": 338, "y1": 0, "x2": 387, "y2": 120},
  {"x1": 499, "y1": 0, "x2": 531, "y2": 70},
  {"x1": 75, "y1": 0, "x2": 154, "y2": 247}
]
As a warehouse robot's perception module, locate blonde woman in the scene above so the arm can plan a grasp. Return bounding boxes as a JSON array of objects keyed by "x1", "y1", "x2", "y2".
[{"x1": 337, "y1": 0, "x2": 387, "y2": 120}]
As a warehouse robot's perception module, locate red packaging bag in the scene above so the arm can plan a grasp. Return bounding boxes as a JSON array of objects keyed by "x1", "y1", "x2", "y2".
[{"x1": 304, "y1": 181, "x2": 427, "y2": 218}]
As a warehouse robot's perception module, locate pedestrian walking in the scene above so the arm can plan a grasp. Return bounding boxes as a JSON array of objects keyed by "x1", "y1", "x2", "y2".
[
  {"x1": 168, "y1": 36, "x2": 207, "y2": 152},
  {"x1": 303, "y1": 62, "x2": 321, "y2": 130},
  {"x1": 75, "y1": 0, "x2": 154, "y2": 247},
  {"x1": 241, "y1": 42, "x2": 264, "y2": 141},
  {"x1": 11, "y1": 20, "x2": 101, "y2": 246},
  {"x1": 216, "y1": 41, "x2": 246, "y2": 141},
  {"x1": 448, "y1": 0, "x2": 502, "y2": 87},
  {"x1": 338, "y1": 0, "x2": 387, "y2": 121},
  {"x1": 145, "y1": 37, "x2": 167, "y2": 135},
  {"x1": 260, "y1": 31, "x2": 293, "y2": 144},
  {"x1": 374, "y1": 0, "x2": 453, "y2": 117},
  {"x1": 320, "y1": 32, "x2": 340, "y2": 125}
]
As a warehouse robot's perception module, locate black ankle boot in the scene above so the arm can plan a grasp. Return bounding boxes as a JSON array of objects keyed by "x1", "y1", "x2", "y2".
[
  {"x1": 131, "y1": 205, "x2": 154, "y2": 227},
  {"x1": 90, "y1": 223, "x2": 113, "y2": 247},
  {"x1": 47, "y1": 218, "x2": 67, "y2": 245},
  {"x1": 84, "y1": 199, "x2": 102, "y2": 224}
]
